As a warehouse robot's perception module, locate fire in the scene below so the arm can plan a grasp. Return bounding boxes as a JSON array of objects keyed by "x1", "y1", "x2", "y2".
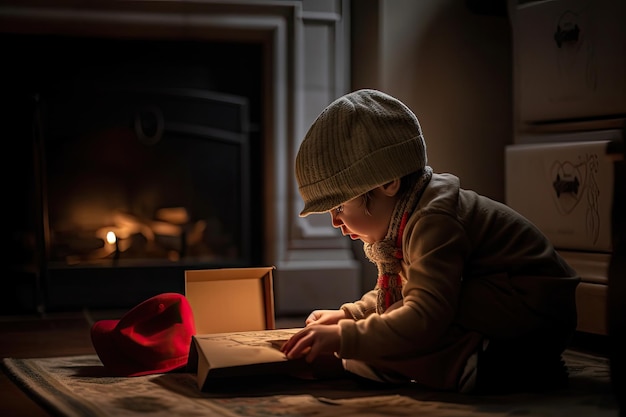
[{"x1": 106, "y1": 231, "x2": 117, "y2": 245}]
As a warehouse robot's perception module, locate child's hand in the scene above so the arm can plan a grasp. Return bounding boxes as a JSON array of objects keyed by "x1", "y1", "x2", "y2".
[
  {"x1": 305, "y1": 309, "x2": 347, "y2": 326},
  {"x1": 281, "y1": 324, "x2": 341, "y2": 363}
]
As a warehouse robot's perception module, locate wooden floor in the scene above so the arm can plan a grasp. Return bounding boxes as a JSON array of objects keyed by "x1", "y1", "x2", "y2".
[{"x1": 0, "y1": 312, "x2": 96, "y2": 417}]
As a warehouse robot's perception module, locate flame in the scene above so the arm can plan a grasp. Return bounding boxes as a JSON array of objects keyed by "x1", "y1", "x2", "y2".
[{"x1": 106, "y1": 231, "x2": 117, "y2": 245}]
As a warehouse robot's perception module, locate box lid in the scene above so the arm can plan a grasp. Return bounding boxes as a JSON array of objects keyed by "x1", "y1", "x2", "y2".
[{"x1": 184, "y1": 266, "x2": 276, "y2": 334}]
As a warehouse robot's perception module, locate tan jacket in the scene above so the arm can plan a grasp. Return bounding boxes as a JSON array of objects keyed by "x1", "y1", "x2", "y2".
[{"x1": 339, "y1": 173, "x2": 579, "y2": 390}]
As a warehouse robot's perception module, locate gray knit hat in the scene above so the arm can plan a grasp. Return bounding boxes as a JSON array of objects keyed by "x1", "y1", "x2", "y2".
[{"x1": 295, "y1": 89, "x2": 427, "y2": 216}]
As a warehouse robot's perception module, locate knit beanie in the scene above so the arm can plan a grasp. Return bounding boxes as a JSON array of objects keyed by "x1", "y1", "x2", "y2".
[{"x1": 295, "y1": 89, "x2": 427, "y2": 216}]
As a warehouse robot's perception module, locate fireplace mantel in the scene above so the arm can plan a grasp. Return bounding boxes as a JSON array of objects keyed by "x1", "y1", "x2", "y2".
[{"x1": 1, "y1": 0, "x2": 359, "y2": 315}]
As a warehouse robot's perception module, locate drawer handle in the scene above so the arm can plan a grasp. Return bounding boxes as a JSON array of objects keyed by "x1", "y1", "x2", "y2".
[
  {"x1": 553, "y1": 174, "x2": 580, "y2": 198},
  {"x1": 554, "y1": 23, "x2": 580, "y2": 48}
]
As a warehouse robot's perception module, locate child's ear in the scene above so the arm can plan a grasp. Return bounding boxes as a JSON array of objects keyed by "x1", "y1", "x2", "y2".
[{"x1": 379, "y1": 179, "x2": 401, "y2": 197}]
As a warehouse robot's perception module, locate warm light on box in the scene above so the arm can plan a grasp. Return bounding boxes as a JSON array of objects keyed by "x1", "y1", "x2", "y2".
[
  {"x1": 184, "y1": 267, "x2": 276, "y2": 334},
  {"x1": 506, "y1": 140, "x2": 616, "y2": 252}
]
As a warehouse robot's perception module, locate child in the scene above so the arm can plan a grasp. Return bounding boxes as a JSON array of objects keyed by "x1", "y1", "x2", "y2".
[{"x1": 281, "y1": 89, "x2": 580, "y2": 394}]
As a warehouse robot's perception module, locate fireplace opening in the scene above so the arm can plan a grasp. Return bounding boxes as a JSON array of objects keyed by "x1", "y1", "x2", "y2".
[
  {"x1": 5, "y1": 33, "x2": 265, "y2": 312},
  {"x1": 44, "y1": 86, "x2": 252, "y2": 266}
]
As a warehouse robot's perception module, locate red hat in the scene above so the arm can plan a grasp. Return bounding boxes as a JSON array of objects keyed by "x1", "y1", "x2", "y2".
[{"x1": 91, "y1": 292, "x2": 196, "y2": 377}]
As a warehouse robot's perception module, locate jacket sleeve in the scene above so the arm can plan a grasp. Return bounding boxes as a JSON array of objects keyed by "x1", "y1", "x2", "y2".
[
  {"x1": 338, "y1": 213, "x2": 472, "y2": 360},
  {"x1": 341, "y1": 289, "x2": 378, "y2": 320}
]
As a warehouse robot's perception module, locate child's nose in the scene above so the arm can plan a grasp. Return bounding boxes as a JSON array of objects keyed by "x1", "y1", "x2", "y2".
[{"x1": 330, "y1": 212, "x2": 342, "y2": 227}]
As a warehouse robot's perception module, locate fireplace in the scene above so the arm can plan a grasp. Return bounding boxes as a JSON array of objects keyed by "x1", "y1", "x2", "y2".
[
  {"x1": 6, "y1": 33, "x2": 265, "y2": 310},
  {"x1": 2, "y1": 0, "x2": 360, "y2": 316},
  {"x1": 43, "y1": 86, "x2": 255, "y2": 268}
]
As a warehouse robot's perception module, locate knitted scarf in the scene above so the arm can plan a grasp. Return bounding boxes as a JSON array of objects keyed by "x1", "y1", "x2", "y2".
[{"x1": 364, "y1": 166, "x2": 433, "y2": 314}]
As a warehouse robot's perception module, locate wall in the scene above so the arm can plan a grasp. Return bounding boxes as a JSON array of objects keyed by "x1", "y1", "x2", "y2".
[{"x1": 351, "y1": 0, "x2": 513, "y2": 291}]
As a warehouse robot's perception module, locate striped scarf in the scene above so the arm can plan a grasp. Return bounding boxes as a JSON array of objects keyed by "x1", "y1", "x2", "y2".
[{"x1": 364, "y1": 166, "x2": 433, "y2": 314}]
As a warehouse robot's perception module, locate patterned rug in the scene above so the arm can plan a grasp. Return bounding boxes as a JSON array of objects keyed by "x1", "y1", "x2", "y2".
[{"x1": 1, "y1": 349, "x2": 619, "y2": 417}]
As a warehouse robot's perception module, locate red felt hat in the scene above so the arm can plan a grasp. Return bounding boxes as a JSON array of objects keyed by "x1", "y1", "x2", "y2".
[{"x1": 91, "y1": 292, "x2": 196, "y2": 377}]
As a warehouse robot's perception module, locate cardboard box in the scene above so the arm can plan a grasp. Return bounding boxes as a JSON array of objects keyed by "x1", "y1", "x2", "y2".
[
  {"x1": 186, "y1": 327, "x2": 345, "y2": 391},
  {"x1": 575, "y1": 282, "x2": 608, "y2": 336},
  {"x1": 506, "y1": 140, "x2": 615, "y2": 252},
  {"x1": 184, "y1": 266, "x2": 276, "y2": 334},
  {"x1": 559, "y1": 250, "x2": 610, "y2": 335},
  {"x1": 509, "y1": 0, "x2": 626, "y2": 122}
]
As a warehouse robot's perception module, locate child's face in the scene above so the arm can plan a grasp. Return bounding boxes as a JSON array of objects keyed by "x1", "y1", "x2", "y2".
[{"x1": 329, "y1": 185, "x2": 398, "y2": 244}]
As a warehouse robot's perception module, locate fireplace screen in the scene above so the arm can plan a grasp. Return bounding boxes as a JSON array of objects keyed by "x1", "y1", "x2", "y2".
[{"x1": 40, "y1": 87, "x2": 252, "y2": 269}]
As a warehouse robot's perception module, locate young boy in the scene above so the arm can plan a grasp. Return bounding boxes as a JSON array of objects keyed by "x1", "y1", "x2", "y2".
[{"x1": 281, "y1": 89, "x2": 580, "y2": 394}]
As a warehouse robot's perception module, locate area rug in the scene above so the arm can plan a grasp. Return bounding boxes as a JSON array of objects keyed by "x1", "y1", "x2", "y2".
[{"x1": 1, "y1": 349, "x2": 619, "y2": 417}]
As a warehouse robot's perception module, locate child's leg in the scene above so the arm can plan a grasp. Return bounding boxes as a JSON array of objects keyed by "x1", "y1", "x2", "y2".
[{"x1": 473, "y1": 331, "x2": 571, "y2": 394}]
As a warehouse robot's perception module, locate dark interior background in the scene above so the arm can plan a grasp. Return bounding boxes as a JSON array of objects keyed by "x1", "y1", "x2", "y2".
[{"x1": 3, "y1": 34, "x2": 266, "y2": 314}]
